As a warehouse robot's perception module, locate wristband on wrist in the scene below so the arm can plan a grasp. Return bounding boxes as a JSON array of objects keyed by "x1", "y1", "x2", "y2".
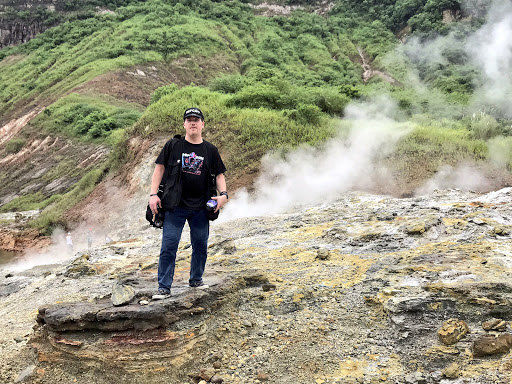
[
  {"x1": 220, "y1": 191, "x2": 228, "y2": 199},
  {"x1": 150, "y1": 194, "x2": 158, "y2": 197}
]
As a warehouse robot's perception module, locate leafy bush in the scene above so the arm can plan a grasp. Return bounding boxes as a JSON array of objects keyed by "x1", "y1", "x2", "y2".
[
  {"x1": 468, "y1": 113, "x2": 499, "y2": 140},
  {"x1": 227, "y1": 83, "x2": 287, "y2": 110},
  {"x1": 285, "y1": 104, "x2": 324, "y2": 125},
  {"x1": 310, "y1": 88, "x2": 350, "y2": 115},
  {"x1": 227, "y1": 81, "x2": 350, "y2": 115},
  {"x1": 149, "y1": 84, "x2": 179, "y2": 105},
  {"x1": 32, "y1": 94, "x2": 142, "y2": 142},
  {"x1": 208, "y1": 74, "x2": 248, "y2": 94},
  {"x1": 5, "y1": 138, "x2": 26, "y2": 154}
]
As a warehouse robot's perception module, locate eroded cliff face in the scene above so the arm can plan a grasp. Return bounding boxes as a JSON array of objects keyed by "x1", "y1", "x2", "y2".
[
  {"x1": 0, "y1": 17, "x2": 46, "y2": 48},
  {"x1": 0, "y1": 1, "x2": 56, "y2": 48},
  {"x1": 1, "y1": 188, "x2": 512, "y2": 384},
  {"x1": 0, "y1": 0, "x2": 122, "y2": 49}
]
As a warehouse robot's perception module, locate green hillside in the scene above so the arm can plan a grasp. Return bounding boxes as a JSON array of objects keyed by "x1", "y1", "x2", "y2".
[{"x1": 1, "y1": 0, "x2": 511, "y2": 234}]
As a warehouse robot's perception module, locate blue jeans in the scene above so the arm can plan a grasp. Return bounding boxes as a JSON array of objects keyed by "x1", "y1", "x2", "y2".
[{"x1": 157, "y1": 207, "x2": 209, "y2": 290}]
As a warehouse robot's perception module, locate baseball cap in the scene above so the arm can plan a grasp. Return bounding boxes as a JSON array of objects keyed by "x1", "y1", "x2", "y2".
[{"x1": 183, "y1": 107, "x2": 204, "y2": 120}]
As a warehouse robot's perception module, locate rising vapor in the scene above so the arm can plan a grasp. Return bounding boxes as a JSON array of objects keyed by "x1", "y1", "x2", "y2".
[
  {"x1": 221, "y1": 97, "x2": 411, "y2": 221},
  {"x1": 466, "y1": 0, "x2": 512, "y2": 117}
]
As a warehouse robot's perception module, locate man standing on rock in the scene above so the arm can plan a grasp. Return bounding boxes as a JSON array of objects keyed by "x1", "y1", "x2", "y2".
[{"x1": 149, "y1": 107, "x2": 227, "y2": 299}]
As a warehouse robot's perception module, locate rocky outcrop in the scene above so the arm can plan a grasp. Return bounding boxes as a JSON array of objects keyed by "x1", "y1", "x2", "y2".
[
  {"x1": 36, "y1": 274, "x2": 232, "y2": 332},
  {"x1": 0, "y1": 18, "x2": 47, "y2": 48},
  {"x1": 1, "y1": 188, "x2": 512, "y2": 383}
]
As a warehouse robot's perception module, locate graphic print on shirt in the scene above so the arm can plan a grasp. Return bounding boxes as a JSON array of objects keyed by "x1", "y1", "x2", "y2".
[{"x1": 182, "y1": 152, "x2": 204, "y2": 175}]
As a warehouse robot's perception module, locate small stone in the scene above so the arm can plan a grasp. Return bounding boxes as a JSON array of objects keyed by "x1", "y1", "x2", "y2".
[
  {"x1": 199, "y1": 368, "x2": 215, "y2": 381},
  {"x1": 391, "y1": 315, "x2": 405, "y2": 325},
  {"x1": 442, "y1": 362, "x2": 459, "y2": 378},
  {"x1": 65, "y1": 255, "x2": 97, "y2": 277},
  {"x1": 214, "y1": 239, "x2": 236, "y2": 254},
  {"x1": 139, "y1": 300, "x2": 149, "y2": 305},
  {"x1": 257, "y1": 372, "x2": 269, "y2": 381},
  {"x1": 262, "y1": 283, "x2": 276, "y2": 292},
  {"x1": 207, "y1": 352, "x2": 223, "y2": 362},
  {"x1": 473, "y1": 334, "x2": 512, "y2": 356},
  {"x1": 213, "y1": 361, "x2": 222, "y2": 369},
  {"x1": 242, "y1": 320, "x2": 253, "y2": 327},
  {"x1": 210, "y1": 375, "x2": 224, "y2": 383},
  {"x1": 494, "y1": 225, "x2": 511, "y2": 236},
  {"x1": 112, "y1": 247, "x2": 125, "y2": 255},
  {"x1": 382, "y1": 288, "x2": 397, "y2": 296},
  {"x1": 438, "y1": 319, "x2": 469, "y2": 345},
  {"x1": 405, "y1": 223, "x2": 425, "y2": 235},
  {"x1": 316, "y1": 249, "x2": 330, "y2": 260},
  {"x1": 413, "y1": 372, "x2": 426, "y2": 384},
  {"x1": 14, "y1": 336, "x2": 24, "y2": 343},
  {"x1": 482, "y1": 318, "x2": 507, "y2": 331},
  {"x1": 139, "y1": 262, "x2": 157, "y2": 271},
  {"x1": 404, "y1": 371, "x2": 426, "y2": 384},
  {"x1": 111, "y1": 283, "x2": 135, "y2": 306}
]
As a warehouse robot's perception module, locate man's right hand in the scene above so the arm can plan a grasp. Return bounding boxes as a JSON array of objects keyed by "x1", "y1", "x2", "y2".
[{"x1": 149, "y1": 195, "x2": 162, "y2": 214}]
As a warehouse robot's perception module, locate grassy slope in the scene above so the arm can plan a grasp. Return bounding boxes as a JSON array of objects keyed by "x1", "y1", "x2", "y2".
[{"x1": 0, "y1": 0, "x2": 511, "y2": 234}]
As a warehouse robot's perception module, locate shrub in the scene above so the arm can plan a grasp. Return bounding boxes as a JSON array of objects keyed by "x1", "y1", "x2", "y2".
[
  {"x1": 208, "y1": 74, "x2": 248, "y2": 94},
  {"x1": 31, "y1": 94, "x2": 141, "y2": 142},
  {"x1": 5, "y1": 138, "x2": 26, "y2": 154},
  {"x1": 286, "y1": 104, "x2": 324, "y2": 126},
  {"x1": 310, "y1": 88, "x2": 350, "y2": 115},
  {"x1": 149, "y1": 84, "x2": 179, "y2": 105},
  {"x1": 468, "y1": 113, "x2": 499, "y2": 140},
  {"x1": 227, "y1": 84, "x2": 286, "y2": 110},
  {"x1": 227, "y1": 81, "x2": 350, "y2": 115}
]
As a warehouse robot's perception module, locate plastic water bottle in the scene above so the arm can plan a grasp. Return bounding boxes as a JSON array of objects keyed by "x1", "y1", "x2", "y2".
[{"x1": 206, "y1": 199, "x2": 217, "y2": 211}]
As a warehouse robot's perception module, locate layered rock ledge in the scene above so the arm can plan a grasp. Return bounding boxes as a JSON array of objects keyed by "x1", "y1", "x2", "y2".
[{"x1": 1, "y1": 189, "x2": 512, "y2": 383}]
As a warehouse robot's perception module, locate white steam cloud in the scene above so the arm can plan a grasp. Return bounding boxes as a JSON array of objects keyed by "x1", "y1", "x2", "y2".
[
  {"x1": 394, "y1": 0, "x2": 512, "y2": 118},
  {"x1": 394, "y1": 0, "x2": 512, "y2": 195},
  {"x1": 487, "y1": 136, "x2": 512, "y2": 168},
  {"x1": 466, "y1": 0, "x2": 512, "y2": 117},
  {"x1": 221, "y1": 97, "x2": 411, "y2": 221},
  {"x1": 415, "y1": 164, "x2": 493, "y2": 195},
  {"x1": 3, "y1": 223, "x2": 114, "y2": 272}
]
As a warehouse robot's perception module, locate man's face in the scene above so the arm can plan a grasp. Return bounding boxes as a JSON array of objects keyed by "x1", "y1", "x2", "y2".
[{"x1": 184, "y1": 116, "x2": 204, "y2": 137}]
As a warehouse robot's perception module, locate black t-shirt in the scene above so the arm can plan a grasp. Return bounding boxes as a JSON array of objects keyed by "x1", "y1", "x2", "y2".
[{"x1": 155, "y1": 138, "x2": 226, "y2": 210}]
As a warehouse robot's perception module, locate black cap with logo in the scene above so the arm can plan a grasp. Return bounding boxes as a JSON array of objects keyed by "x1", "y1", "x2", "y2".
[{"x1": 183, "y1": 107, "x2": 204, "y2": 121}]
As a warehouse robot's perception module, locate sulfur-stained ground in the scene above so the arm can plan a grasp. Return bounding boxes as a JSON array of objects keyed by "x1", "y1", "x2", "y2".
[{"x1": 1, "y1": 188, "x2": 512, "y2": 383}]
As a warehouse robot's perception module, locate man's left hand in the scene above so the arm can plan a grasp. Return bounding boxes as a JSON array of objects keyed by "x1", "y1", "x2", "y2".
[{"x1": 211, "y1": 195, "x2": 228, "y2": 212}]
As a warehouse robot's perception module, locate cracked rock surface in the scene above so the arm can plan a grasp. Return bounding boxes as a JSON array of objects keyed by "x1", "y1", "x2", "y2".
[{"x1": 1, "y1": 188, "x2": 512, "y2": 383}]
